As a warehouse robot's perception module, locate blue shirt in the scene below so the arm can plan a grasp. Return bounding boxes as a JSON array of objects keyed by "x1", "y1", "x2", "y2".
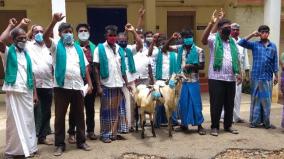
[{"x1": 238, "y1": 39, "x2": 278, "y2": 81}]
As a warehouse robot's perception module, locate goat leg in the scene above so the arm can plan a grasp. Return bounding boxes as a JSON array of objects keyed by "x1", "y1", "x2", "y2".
[
  {"x1": 169, "y1": 116, "x2": 173, "y2": 137},
  {"x1": 150, "y1": 120, "x2": 156, "y2": 137},
  {"x1": 141, "y1": 120, "x2": 146, "y2": 139}
]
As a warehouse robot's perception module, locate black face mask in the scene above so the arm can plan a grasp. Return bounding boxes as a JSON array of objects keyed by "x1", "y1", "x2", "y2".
[
  {"x1": 222, "y1": 28, "x2": 231, "y2": 37},
  {"x1": 117, "y1": 41, "x2": 128, "y2": 48}
]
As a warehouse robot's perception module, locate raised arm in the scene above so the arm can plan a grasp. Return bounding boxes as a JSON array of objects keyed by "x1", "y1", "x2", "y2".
[
  {"x1": 136, "y1": 7, "x2": 145, "y2": 30},
  {"x1": 43, "y1": 13, "x2": 65, "y2": 48},
  {"x1": 162, "y1": 32, "x2": 180, "y2": 53},
  {"x1": 148, "y1": 33, "x2": 159, "y2": 57},
  {"x1": 238, "y1": 31, "x2": 259, "y2": 50},
  {"x1": 0, "y1": 18, "x2": 18, "y2": 53},
  {"x1": 125, "y1": 23, "x2": 142, "y2": 51}
]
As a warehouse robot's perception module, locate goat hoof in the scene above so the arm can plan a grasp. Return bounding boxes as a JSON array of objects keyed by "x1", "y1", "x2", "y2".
[
  {"x1": 141, "y1": 134, "x2": 145, "y2": 139},
  {"x1": 169, "y1": 134, "x2": 173, "y2": 138},
  {"x1": 153, "y1": 134, "x2": 156, "y2": 137}
]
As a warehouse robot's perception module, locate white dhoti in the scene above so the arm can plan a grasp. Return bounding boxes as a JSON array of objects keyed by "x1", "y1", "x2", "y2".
[
  {"x1": 221, "y1": 83, "x2": 242, "y2": 122},
  {"x1": 122, "y1": 81, "x2": 136, "y2": 128},
  {"x1": 5, "y1": 91, "x2": 38, "y2": 157}
]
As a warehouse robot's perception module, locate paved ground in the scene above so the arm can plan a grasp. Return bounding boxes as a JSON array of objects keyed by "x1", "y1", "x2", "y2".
[{"x1": 0, "y1": 93, "x2": 283, "y2": 159}]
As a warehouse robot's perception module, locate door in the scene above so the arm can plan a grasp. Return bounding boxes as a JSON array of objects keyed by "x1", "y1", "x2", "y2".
[{"x1": 87, "y1": 7, "x2": 127, "y2": 44}]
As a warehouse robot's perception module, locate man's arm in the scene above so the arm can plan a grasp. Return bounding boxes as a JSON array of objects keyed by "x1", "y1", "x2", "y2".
[
  {"x1": 148, "y1": 33, "x2": 159, "y2": 57},
  {"x1": 148, "y1": 64, "x2": 154, "y2": 85},
  {"x1": 43, "y1": 13, "x2": 65, "y2": 48},
  {"x1": 85, "y1": 66, "x2": 93, "y2": 94},
  {"x1": 162, "y1": 32, "x2": 179, "y2": 53},
  {"x1": 273, "y1": 46, "x2": 279, "y2": 85},
  {"x1": 136, "y1": 7, "x2": 145, "y2": 30},
  {"x1": 0, "y1": 18, "x2": 18, "y2": 52},
  {"x1": 94, "y1": 63, "x2": 102, "y2": 96},
  {"x1": 125, "y1": 23, "x2": 142, "y2": 52},
  {"x1": 238, "y1": 31, "x2": 259, "y2": 50}
]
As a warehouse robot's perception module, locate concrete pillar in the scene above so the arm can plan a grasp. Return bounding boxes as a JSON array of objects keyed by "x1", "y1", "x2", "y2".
[
  {"x1": 51, "y1": 0, "x2": 66, "y2": 40},
  {"x1": 144, "y1": 0, "x2": 156, "y2": 32},
  {"x1": 264, "y1": 0, "x2": 281, "y2": 103}
]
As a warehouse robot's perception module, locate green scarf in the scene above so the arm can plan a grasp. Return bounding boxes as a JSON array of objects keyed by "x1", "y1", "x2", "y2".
[
  {"x1": 75, "y1": 40, "x2": 96, "y2": 61},
  {"x1": 155, "y1": 49, "x2": 177, "y2": 80},
  {"x1": 55, "y1": 39, "x2": 86, "y2": 87},
  {"x1": 119, "y1": 47, "x2": 136, "y2": 73},
  {"x1": 5, "y1": 45, "x2": 33, "y2": 89},
  {"x1": 213, "y1": 33, "x2": 240, "y2": 74},
  {"x1": 176, "y1": 44, "x2": 199, "y2": 73},
  {"x1": 97, "y1": 44, "x2": 126, "y2": 79}
]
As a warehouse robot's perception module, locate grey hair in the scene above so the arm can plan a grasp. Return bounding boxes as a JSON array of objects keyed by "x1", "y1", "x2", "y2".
[{"x1": 10, "y1": 28, "x2": 26, "y2": 39}]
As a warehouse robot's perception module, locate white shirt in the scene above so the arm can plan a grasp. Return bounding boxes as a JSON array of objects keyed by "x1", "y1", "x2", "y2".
[
  {"x1": 235, "y1": 37, "x2": 250, "y2": 71},
  {"x1": 93, "y1": 41, "x2": 125, "y2": 88},
  {"x1": 49, "y1": 39, "x2": 89, "y2": 90},
  {"x1": 27, "y1": 41, "x2": 53, "y2": 88},
  {"x1": 133, "y1": 45, "x2": 152, "y2": 79},
  {"x1": 153, "y1": 51, "x2": 177, "y2": 80},
  {"x1": 124, "y1": 44, "x2": 138, "y2": 82},
  {"x1": 1, "y1": 46, "x2": 30, "y2": 93},
  {"x1": 149, "y1": 46, "x2": 160, "y2": 78}
]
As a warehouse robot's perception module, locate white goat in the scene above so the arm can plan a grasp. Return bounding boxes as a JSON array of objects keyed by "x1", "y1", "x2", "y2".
[
  {"x1": 157, "y1": 74, "x2": 184, "y2": 137},
  {"x1": 133, "y1": 84, "x2": 160, "y2": 139}
]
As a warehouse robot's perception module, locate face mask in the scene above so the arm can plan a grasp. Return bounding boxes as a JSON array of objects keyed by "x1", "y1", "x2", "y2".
[
  {"x1": 183, "y1": 37, "x2": 193, "y2": 46},
  {"x1": 34, "y1": 33, "x2": 43, "y2": 43},
  {"x1": 16, "y1": 41, "x2": 26, "y2": 49},
  {"x1": 78, "y1": 32, "x2": 90, "y2": 42},
  {"x1": 222, "y1": 28, "x2": 231, "y2": 37},
  {"x1": 151, "y1": 91, "x2": 161, "y2": 100},
  {"x1": 62, "y1": 33, "x2": 74, "y2": 45},
  {"x1": 145, "y1": 37, "x2": 153, "y2": 43},
  {"x1": 107, "y1": 36, "x2": 117, "y2": 45},
  {"x1": 118, "y1": 41, "x2": 128, "y2": 48}
]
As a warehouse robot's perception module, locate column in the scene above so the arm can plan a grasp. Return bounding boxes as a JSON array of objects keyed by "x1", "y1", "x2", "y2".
[
  {"x1": 144, "y1": 0, "x2": 156, "y2": 32},
  {"x1": 51, "y1": 0, "x2": 66, "y2": 40},
  {"x1": 264, "y1": 0, "x2": 281, "y2": 102}
]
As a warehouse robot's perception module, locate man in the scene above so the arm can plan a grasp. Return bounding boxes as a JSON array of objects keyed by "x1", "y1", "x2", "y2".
[
  {"x1": 117, "y1": 23, "x2": 142, "y2": 132},
  {"x1": 93, "y1": 25, "x2": 131, "y2": 143},
  {"x1": 43, "y1": 13, "x2": 93, "y2": 156},
  {"x1": 26, "y1": 24, "x2": 54, "y2": 145},
  {"x1": 238, "y1": 25, "x2": 278, "y2": 129},
  {"x1": 163, "y1": 29, "x2": 206, "y2": 135},
  {"x1": 221, "y1": 23, "x2": 250, "y2": 123},
  {"x1": 67, "y1": 23, "x2": 97, "y2": 143},
  {"x1": 201, "y1": 9, "x2": 241, "y2": 136},
  {"x1": 0, "y1": 18, "x2": 38, "y2": 158}
]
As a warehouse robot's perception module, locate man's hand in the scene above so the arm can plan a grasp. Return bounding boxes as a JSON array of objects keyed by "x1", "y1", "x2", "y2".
[
  {"x1": 138, "y1": 7, "x2": 145, "y2": 17},
  {"x1": 125, "y1": 23, "x2": 135, "y2": 32},
  {"x1": 274, "y1": 75, "x2": 278, "y2": 85},
  {"x1": 210, "y1": 9, "x2": 218, "y2": 23},
  {"x1": 33, "y1": 93, "x2": 39, "y2": 105},
  {"x1": 171, "y1": 32, "x2": 181, "y2": 40},
  {"x1": 9, "y1": 18, "x2": 17, "y2": 27},
  {"x1": 252, "y1": 31, "x2": 260, "y2": 37},
  {"x1": 126, "y1": 84, "x2": 133, "y2": 93},
  {"x1": 52, "y1": 13, "x2": 65, "y2": 23},
  {"x1": 96, "y1": 86, "x2": 103, "y2": 96},
  {"x1": 152, "y1": 33, "x2": 160, "y2": 43},
  {"x1": 87, "y1": 85, "x2": 93, "y2": 95},
  {"x1": 217, "y1": 8, "x2": 225, "y2": 20},
  {"x1": 236, "y1": 74, "x2": 242, "y2": 85},
  {"x1": 20, "y1": 18, "x2": 31, "y2": 26}
]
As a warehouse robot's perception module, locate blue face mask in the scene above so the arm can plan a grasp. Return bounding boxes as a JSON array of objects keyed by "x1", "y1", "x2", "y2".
[
  {"x1": 169, "y1": 79, "x2": 176, "y2": 89},
  {"x1": 34, "y1": 33, "x2": 43, "y2": 43},
  {"x1": 183, "y1": 37, "x2": 193, "y2": 46},
  {"x1": 151, "y1": 91, "x2": 161, "y2": 100},
  {"x1": 62, "y1": 33, "x2": 74, "y2": 45}
]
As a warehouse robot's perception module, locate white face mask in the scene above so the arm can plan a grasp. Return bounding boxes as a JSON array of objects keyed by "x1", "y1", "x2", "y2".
[
  {"x1": 16, "y1": 41, "x2": 26, "y2": 49},
  {"x1": 78, "y1": 32, "x2": 90, "y2": 42},
  {"x1": 145, "y1": 37, "x2": 153, "y2": 43}
]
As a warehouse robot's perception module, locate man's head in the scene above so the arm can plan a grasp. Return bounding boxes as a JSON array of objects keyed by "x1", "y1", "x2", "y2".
[
  {"x1": 58, "y1": 22, "x2": 74, "y2": 45},
  {"x1": 105, "y1": 25, "x2": 118, "y2": 46},
  {"x1": 180, "y1": 28, "x2": 194, "y2": 47},
  {"x1": 117, "y1": 32, "x2": 128, "y2": 48},
  {"x1": 218, "y1": 19, "x2": 231, "y2": 38},
  {"x1": 230, "y1": 23, "x2": 240, "y2": 38},
  {"x1": 157, "y1": 34, "x2": 167, "y2": 48},
  {"x1": 11, "y1": 28, "x2": 27, "y2": 50},
  {"x1": 258, "y1": 25, "x2": 270, "y2": 40},
  {"x1": 32, "y1": 25, "x2": 44, "y2": 44},
  {"x1": 144, "y1": 31, "x2": 154, "y2": 44},
  {"x1": 76, "y1": 23, "x2": 90, "y2": 42}
]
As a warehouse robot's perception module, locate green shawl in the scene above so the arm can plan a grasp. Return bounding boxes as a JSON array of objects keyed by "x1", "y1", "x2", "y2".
[
  {"x1": 119, "y1": 47, "x2": 136, "y2": 73},
  {"x1": 75, "y1": 40, "x2": 96, "y2": 61},
  {"x1": 213, "y1": 33, "x2": 240, "y2": 74},
  {"x1": 97, "y1": 44, "x2": 126, "y2": 79},
  {"x1": 55, "y1": 39, "x2": 86, "y2": 87},
  {"x1": 155, "y1": 49, "x2": 177, "y2": 80},
  {"x1": 5, "y1": 45, "x2": 33, "y2": 89},
  {"x1": 176, "y1": 44, "x2": 199, "y2": 73}
]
